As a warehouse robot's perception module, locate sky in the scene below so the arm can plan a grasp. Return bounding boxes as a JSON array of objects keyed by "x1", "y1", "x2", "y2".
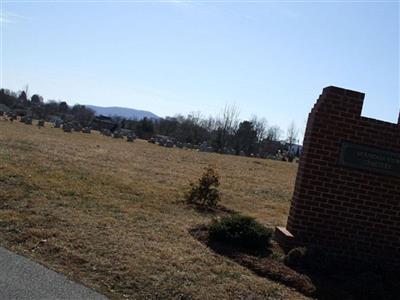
[{"x1": 1, "y1": 0, "x2": 399, "y2": 139}]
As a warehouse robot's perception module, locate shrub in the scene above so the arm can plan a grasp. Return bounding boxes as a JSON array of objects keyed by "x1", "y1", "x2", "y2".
[
  {"x1": 209, "y1": 214, "x2": 273, "y2": 250},
  {"x1": 185, "y1": 166, "x2": 221, "y2": 208},
  {"x1": 284, "y1": 246, "x2": 333, "y2": 273},
  {"x1": 284, "y1": 247, "x2": 308, "y2": 268}
]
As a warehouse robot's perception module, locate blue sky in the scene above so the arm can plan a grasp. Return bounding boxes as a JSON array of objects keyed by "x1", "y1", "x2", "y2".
[{"x1": 2, "y1": 0, "x2": 399, "y2": 137}]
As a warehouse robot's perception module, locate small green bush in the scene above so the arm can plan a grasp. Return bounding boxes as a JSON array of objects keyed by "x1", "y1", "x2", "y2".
[
  {"x1": 209, "y1": 214, "x2": 273, "y2": 250},
  {"x1": 185, "y1": 166, "x2": 221, "y2": 208},
  {"x1": 284, "y1": 246, "x2": 333, "y2": 273},
  {"x1": 284, "y1": 247, "x2": 308, "y2": 268}
]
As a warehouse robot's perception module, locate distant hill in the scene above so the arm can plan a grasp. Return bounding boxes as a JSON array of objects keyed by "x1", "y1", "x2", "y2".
[{"x1": 87, "y1": 105, "x2": 160, "y2": 120}]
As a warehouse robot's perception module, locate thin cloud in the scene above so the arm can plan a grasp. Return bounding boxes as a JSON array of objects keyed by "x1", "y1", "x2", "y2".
[{"x1": 0, "y1": 11, "x2": 28, "y2": 24}]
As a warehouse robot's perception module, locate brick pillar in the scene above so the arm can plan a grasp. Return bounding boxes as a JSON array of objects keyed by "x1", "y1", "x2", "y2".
[
  {"x1": 287, "y1": 86, "x2": 365, "y2": 239},
  {"x1": 278, "y1": 86, "x2": 400, "y2": 267}
]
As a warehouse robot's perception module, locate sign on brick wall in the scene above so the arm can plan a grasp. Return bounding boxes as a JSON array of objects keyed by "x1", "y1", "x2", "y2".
[{"x1": 339, "y1": 142, "x2": 400, "y2": 177}]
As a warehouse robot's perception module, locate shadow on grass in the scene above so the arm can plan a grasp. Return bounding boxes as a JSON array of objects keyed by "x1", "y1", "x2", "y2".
[
  {"x1": 190, "y1": 203, "x2": 236, "y2": 215},
  {"x1": 177, "y1": 200, "x2": 237, "y2": 217}
]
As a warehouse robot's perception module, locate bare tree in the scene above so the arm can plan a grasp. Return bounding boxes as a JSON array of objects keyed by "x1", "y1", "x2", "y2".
[
  {"x1": 200, "y1": 115, "x2": 217, "y2": 132},
  {"x1": 266, "y1": 125, "x2": 282, "y2": 141},
  {"x1": 251, "y1": 115, "x2": 268, "y2": 142},
  {"x1": 221, "y1": 104, "x2": 240, "y2": 134},
  {"x1": 216, "y1": 104, "x2": 240, "y2": 149},
  {"x1": 188, "y1": 111, "x2": 203, "y2": 126},
  {"x1": 24, "y1": 84, "x2": 29, "y2": 99},
  {"x1": 286, "y1": 121, "x2": 299, "y2": 150}
]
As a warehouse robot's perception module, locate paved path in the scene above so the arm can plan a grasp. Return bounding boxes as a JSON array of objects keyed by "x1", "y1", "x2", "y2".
[{"x1": 0, "y1": 247, "x2": 108, "y2": 300}]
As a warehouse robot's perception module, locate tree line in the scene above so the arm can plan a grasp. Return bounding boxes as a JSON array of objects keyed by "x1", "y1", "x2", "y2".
[
  {"x1": 0, "y1": 88, "x2": 300, "y2": 157},
  {"x1": 0, "y1": 89, "x2": 95, "y2": 127}
]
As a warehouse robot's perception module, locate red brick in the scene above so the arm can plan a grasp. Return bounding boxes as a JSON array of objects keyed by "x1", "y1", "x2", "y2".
[{"x1": 280, "y1": 86, "x2": 400, "y2": 267}]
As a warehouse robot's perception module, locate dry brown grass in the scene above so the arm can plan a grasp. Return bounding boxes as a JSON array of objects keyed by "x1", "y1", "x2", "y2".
[{"x1": 0, "y1": 119, "x2": 307, "y2": 300}]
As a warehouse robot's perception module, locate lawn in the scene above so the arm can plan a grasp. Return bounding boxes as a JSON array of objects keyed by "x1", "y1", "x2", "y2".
[{"x1": 0, "y1": 119, "x2": 307, "y2": 300}]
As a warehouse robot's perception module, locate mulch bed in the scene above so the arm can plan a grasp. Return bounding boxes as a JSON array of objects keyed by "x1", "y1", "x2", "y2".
[
  {"x1": 189, "y1": 224, "x2": 317, "y2": 297},
  {"x1": 190, "y1": 224, "x2": 400, "y2": 300}
]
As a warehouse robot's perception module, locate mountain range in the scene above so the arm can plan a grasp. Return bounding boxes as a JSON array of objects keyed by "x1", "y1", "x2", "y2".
[{"x1": 87, "y1": 105, "x2": 160, "y2": 120}]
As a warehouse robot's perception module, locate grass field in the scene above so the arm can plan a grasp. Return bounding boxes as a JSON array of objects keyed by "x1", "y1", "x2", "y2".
[{"x1": 0, "y1": 119, "x2": 307, "y2": 300}]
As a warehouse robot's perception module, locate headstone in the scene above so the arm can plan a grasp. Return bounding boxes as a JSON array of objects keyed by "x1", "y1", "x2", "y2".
[
  {"x1": 199, "y1": 141, "x2": 208, "y2": 152},
  {"x1": 73, "y1": 123, "x2": 82, "y2": 132},
  {"x1": 82, "y1": 127, "x2": 91, "y2": 134},
  {"x1": 128, "y1": 132, "x2": 136, "y2": 140},
  {"x1": 113, "y1": 131, "x2": 122, "y2": 139},
  {"x1": 165, "y1": 140, "x2": 174, "y2": 148},
  {"x1": 8, "y1": 111, "x2": 16, "y2": 121},
  {"x1": 127, "y1": 135, "x2": 134, "y2": 142},
  {"x1": 100, "y1": 129, "x2": 111, "y2": 136},
  {"x1": 199, "y1": 142, "x2": 214, "y2": 153},
  {"x1": 21, "y1": 116, "x2": 32, "y2": 125},
  {"x1": 62, "y1": 123, "x2": 72, "y2": 133},
  {"x1": 276, "y1": 86, "x2": 400, "y2": 268},
  {"x1": 120, "y1": 128, "x2": 136, "y2": 138}
]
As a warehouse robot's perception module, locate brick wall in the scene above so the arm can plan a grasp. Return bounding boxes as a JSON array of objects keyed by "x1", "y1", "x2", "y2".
[{"x1": 285, "y1": 86, "x2": 400, "y2": 266}]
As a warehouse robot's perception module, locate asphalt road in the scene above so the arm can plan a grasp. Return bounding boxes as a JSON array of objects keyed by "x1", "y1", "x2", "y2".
[{"x1": 0, "y1": 247, "x2": 108, "y2": 300}]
